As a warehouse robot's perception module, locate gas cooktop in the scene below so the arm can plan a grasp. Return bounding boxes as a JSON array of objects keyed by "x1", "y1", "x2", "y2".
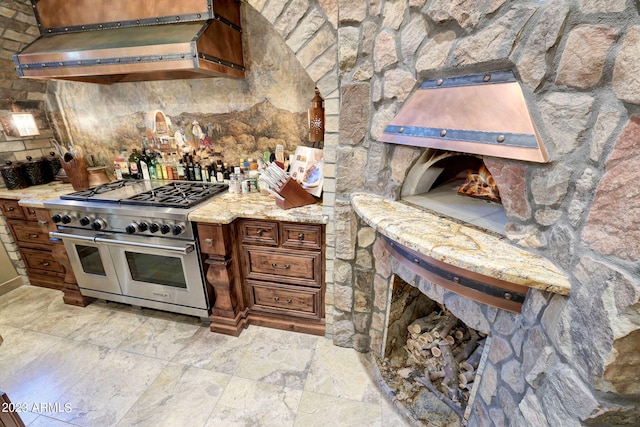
[{"x1": 61, "y1": 180, "x2": 228, "y2": 209}]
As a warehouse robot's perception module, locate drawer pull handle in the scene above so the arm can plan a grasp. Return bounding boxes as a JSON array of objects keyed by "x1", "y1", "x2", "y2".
[
  {"x1": 7, "y1": 207, "x2": 15, "y2": 211},
  {"x1": 297, "y1": 233, "x2": 305, "y2": 240},
  {"x1": 204, "y1": 238, "x2": 214, "y2": 247},
  {"x1": 287, "y1": 298, "x2": 292, "y2": 304},
  {"x1": 39, "y1": 262, "x2": 50, "y2": 267},
  {"x1": 273, "y1": 297, "x2": 293, "y2": 304},
  {"x1": 38, "y1": 220, "x2": 49, "y2": 226},
  {"x1": 271, "y1": 263, "x2": 290, "y2": 269},
  {"x1": 29, "y1": 209, "x2": 35, "y2": 214},
  {"x1": 29, "y1": 234, "x2": 39, "y2": 239},
  {"x1": 256, "y1": 229, "x2": 264, "y2": 236}
]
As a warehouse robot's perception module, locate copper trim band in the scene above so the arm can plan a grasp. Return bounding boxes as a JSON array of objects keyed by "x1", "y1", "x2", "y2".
[
  {"x1": 382, "y1": 236, "x2": 527, "y2": 313},
  {"x1": 16, "y1": 53, "x2": 196, "y2": 69},
  {"x1": 39, "y1": 13, "x2": 222, "y2": 35},
  {"x1": 199, "y1": 53, "x2": 245, "y2": 71}
]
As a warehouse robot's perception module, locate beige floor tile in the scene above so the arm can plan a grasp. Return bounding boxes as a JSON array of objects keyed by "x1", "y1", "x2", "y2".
[
  {"x1": 66, "y1": 307, "x2": 147, "y2": 349},
  {"x1": 234, "y1": 326, "x2": 319, "y2": 389},
  {"x1": 45, "y1": 348, "x2": 167, "y2": 426},
  {"x1": 1, "y1": 338, "x2": 102, "y2": 405},
  {"x1": 171, "y1": 325, "x2": 258, "y2": 374},
  {"x1": 27, "y1": 415, "x2": 80, "y2": 426},
  {"x1": 205, "y1": 376, "x2": 302, "y2": 427},
  {"x1": 117, "y1": 316, "x2": 202, "y2": 361},
  {"x1": 304, "y1": 337, "x2": 380, "y2": 402},
  {"x1": 294, "y1": 391, "x2": 382, "y2": 427},
  {"x1": 117, "y1": 363, "x2": 231, "y2": 427},
  {"x1": 0, "y1": 286, "x2": 62, "y2": 328}
]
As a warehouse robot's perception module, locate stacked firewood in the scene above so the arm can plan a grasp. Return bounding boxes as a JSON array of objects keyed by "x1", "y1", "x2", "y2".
[{"x1": 404, "y1": 311, "x2": 486, "y2": 411}]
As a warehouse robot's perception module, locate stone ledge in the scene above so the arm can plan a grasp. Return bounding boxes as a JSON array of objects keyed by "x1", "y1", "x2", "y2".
[{"x1": 351, "y1": 192, "x2": 570, "y2": 296}]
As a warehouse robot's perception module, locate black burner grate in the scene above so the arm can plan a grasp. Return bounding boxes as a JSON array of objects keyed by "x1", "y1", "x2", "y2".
[{"x1": 120, "y1": 182, "x2": 228, "y2": 208}]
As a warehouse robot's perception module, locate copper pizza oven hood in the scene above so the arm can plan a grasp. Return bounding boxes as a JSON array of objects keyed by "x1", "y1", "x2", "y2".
[
  {"x1": 379, "y1": 71, "x2": 549, "y2": 163},
  {"x1": 13, "y1": 0, "x2": 245, "y2": 84}
]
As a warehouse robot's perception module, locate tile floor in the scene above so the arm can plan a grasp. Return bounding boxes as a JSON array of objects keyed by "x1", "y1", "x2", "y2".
[{"x1": 0, "y1": 285, "x2": 414, "y2": 427}]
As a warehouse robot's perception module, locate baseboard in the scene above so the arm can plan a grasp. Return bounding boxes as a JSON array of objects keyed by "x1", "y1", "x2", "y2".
[{"x1": 0, "y1": 277, "x2": 23, "y2": 297}]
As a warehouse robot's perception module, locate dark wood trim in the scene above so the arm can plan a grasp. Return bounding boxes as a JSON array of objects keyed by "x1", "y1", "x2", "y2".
[{"x1": 0, "y1": 391, "x2": 26, "y2": 427}]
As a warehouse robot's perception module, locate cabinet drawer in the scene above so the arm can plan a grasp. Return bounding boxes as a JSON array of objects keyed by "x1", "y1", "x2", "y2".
[
  {"x1": 10, "y1": 221, "x2": 52, "y2": 247},
  {"x1": 250, "y1": 281, "x2": 321, "y2": 316},
  {"x1": 20, "y1": 247, "x2": 64, "y2": 274},
  {"x1": 0, "y1": 199, "x2": 25, "y2": 220},
  {"x1": 21, "y1": 206, "x2": 38, "y2": 221},
  {"x1": 243, "y1": 247, "x2": 322, "y2": 287},
  {"x1": 281, "y1": 223, "x2": 322, "y2": 250},
  {"x1": 240, "y1": 220, "x2": 278, "y2": 246}
]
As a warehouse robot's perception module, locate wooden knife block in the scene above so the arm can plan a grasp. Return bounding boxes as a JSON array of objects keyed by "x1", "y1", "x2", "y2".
[
  {"x1": 274, "y1": 177, "x2": 317, "y2": 209},
  {"x1": 61, "y1": 157, "x2": 90, "y2": 190}
]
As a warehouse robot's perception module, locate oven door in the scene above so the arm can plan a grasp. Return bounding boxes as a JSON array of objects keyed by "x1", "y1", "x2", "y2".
[
  {"x1": 50, "y1": 228, "x2": 122, "y2": 295},
  {"x1": 94, "y1": 234, "x2": 208, "y2": 310}
]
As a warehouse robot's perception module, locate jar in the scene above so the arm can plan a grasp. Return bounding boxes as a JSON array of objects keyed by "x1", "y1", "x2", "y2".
[
  {"x1": 45, "y1": 151, "x2": 62, "y2": 179},
  {"x1": 23, "y1": 156, "x2": 53, "y2": 186},
  {"x1": 0, "y1": 161, "x2": 28, "y2": 190}
]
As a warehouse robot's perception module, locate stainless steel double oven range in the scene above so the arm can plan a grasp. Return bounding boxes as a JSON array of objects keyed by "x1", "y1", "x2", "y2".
[{"x1": 44, "y1": 180, "x2": 227, "y2": 319}]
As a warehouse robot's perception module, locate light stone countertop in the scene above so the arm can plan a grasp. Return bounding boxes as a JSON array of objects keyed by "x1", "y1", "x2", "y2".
[
  {"x1": 189, "y1": 192, "x2": 327, "y2": 225},
  {"x1": 0, "y1": 183, "x2": 326, "y2": 225},
  {"x1": 351, "y1": 192, "x2": 570, "y2": 295},
  {"x1": 0, "y1": 182, "x2": 75, "y2": 207}
]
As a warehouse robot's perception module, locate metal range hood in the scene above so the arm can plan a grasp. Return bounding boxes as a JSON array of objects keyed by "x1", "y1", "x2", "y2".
[
  {"x1": 379, "y1": 71, "x2": 549, "y2": 163},
  {"x1": 13, "y1": 0, "x2": 244, "y2": 84}
]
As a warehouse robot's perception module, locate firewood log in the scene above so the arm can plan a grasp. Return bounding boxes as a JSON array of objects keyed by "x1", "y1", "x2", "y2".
[
  {"x1": 407, "y1": 312, "x2": 442, "y2": 334},
  {"x1": 455, "y1": 333, "x2": 479, "y2": 363},
  {"x1": 430, "y1": 346, "x2": 442, "y2": 358},
  {"x1": 440, "y1": 341, "x2": 459, "y2": 400},
  {"x1": 429, "y1": 370, "x2": 446, "y2": 381},
  {"x1": 465, "y1": 342, "x2": 485, "y2": 369},
  {"x1": 458, "y1": 370, "x2": 475, "y2": 385},
  {"x1": 439, "y1": 315, "x2": 458, "y2": 338}
]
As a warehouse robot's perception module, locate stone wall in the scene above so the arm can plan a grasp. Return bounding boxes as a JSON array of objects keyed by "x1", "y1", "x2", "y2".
[
  {"x1": 334, "y1": 0, "x2": 640, "y2": 425},
  {"x1": 0, "y1": 0, "x2": 57, "y2": 186}
]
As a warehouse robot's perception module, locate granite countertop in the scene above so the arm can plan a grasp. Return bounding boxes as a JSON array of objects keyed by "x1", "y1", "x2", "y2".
[
  {"x1": 189, "y1": 192, "x2": 326, "y2": 224},
  {"x1": 0, "y1": 183, "x2": 325, "y2": 225},
  {"x1": 351, "y1": 192, "x2": 570, "y2": 295},
  {"x1": 0, "y1": 182, "x2": 75, "y2": 208}
]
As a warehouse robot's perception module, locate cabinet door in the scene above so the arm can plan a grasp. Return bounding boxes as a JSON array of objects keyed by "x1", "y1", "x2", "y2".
[{"x1": 197, "y1": 224, "x2": 231, "y2": 256}]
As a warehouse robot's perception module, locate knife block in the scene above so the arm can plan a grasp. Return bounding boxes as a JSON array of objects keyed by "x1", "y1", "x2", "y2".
[
  {"x1": 274, "y1": 177, "x2": 317, "y2": 209},
  {"x1": 61, "y1": 156, "x2": 90, "y2": 190}
]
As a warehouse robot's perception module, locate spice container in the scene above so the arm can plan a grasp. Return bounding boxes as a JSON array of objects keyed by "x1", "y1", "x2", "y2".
[{"x1": 0, "y1": 161, "x2": 28, "y2": 190}]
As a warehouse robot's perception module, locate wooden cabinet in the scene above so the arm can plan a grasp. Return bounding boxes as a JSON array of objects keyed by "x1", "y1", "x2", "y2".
[
  {"x1": 0, "y1": 199, "x2": 64, "y2": 290},
  {"x1": 198, "y1": 218, "x2": 325, "y2": 337},
  {"x1": 239, "y1": 219, "x2": 325, "y2": 335}
]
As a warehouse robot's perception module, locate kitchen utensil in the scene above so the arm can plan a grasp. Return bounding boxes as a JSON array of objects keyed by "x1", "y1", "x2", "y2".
[{"x1": 0, "y1": 161, "x2": 28, "y2": 190}]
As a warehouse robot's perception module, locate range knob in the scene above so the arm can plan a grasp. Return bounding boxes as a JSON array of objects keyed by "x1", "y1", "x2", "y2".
[
  {"x1": 149, "y1": 223, "x2": 160, "y2": 233},
  {"x1": 91, "y1": 218, "x2": 107, "y2": 231},
  {"x1": 79, "y1": 216, "x2": 91, "y2": 226},
  {"x1": 61, "y1": 214, "x2": 73, "y2": 224},
  {"x1": 172, "y1": 224, "x2": 185, "y2": 236},
  {"x1": 138, "y1": 222, "x2": 148, "y2": 232},
  {"x1": 125, "y1": 223, "x2": 139, "y2": 234},
  {"x1": 160, "y1": 224, "x2": 171, "y2": 234},
  {"x1": 51, "y1": 214, "x2": 62, "y2": 223}
]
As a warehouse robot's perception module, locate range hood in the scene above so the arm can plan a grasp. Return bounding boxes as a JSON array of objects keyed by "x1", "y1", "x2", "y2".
[
  {"x1": 379, "y1": 71, "x2": 549, "y2": 163},
  {"x1": 13, "y1": 0, "x2": 244, "y2": 84}
]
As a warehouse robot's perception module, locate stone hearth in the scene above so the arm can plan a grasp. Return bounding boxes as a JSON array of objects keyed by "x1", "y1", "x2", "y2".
[{"x1": 333, "y1": 1, "x2": 640, "y2": 425}]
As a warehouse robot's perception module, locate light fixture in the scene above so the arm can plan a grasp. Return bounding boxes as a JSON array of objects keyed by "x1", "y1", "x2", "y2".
[{"x1": 1, "y1": 98, "x2": 40, "y2": 137}]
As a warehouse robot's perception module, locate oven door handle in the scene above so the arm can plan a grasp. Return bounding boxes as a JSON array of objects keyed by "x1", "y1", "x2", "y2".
[
  {"x1": 49, "y1": 231, "x2": 97, "y2": 243},
  {"x1": 94, "y1": 236, "x2": 195, "y2": 254}
]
